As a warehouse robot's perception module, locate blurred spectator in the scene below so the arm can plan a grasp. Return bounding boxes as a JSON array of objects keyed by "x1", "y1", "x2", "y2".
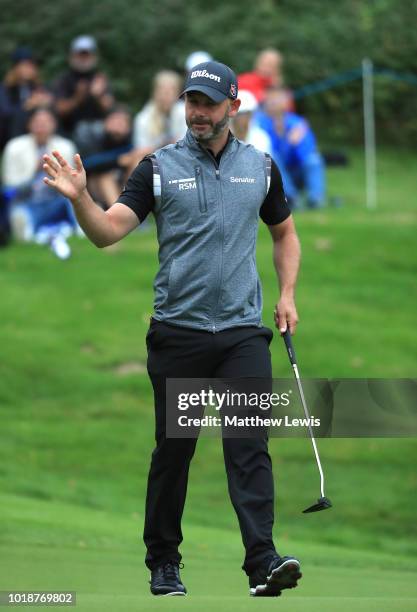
[
  {"x1": 0, "y1": 191, "x2": 10, "y2": 247},
  {"x1": 238, "y1": 48, "x2": 283, "y2": 102},
  {"x1": 53, "y1": 35, "x2": 114, "y2": 148},
  {"x1": 0, "y1": 46, "x2": 53, "y2": 148},
  {"x1": 185, "y1": 51, "x2": 213, "y2": 73},
  {"x1": 256, "y1": 86, "x2": 325, "y2": 209},
  {"x1": 120, "y1": 70, "x2": 187, "y2": 173},
  {"x1": 231, "y1": 90, "x2": 272, "y2": 153},
  {"x1": 83, "y1": 105, "x2": 133, "y2": 209},
  {"x1": 133, "y1": 70, "x2": 186, "y2": 149},
  {"x1": 238, "y1": 48, "x2": 295, "y2": 110},
  {"x1": 0, "y1": 86, "x2": 8, "y2": 149},
  {"x1": 2, "y1": 107, "x2": 79, "y2": 257}
]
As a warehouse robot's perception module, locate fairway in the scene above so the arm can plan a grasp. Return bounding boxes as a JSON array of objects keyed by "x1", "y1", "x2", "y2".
[
  {"x1": 2, "y1": 493, "x2": 417, "y2": 611},
  {"x1": 1, "y1": 148, "x2": 416, "y2": 610}
]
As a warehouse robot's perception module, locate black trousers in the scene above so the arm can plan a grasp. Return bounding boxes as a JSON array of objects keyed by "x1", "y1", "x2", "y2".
[{"x1": 143, "y1": 318, "x2": 277, "y2": 575}]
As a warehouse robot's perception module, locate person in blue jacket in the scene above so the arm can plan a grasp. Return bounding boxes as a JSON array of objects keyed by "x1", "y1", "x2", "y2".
[{"x1": 256, "y1": 87, "x2": 325, "y2": 209}]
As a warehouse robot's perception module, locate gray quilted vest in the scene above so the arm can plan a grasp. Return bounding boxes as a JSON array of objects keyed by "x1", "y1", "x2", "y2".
[{"x1": 150, "y1": 129, "x2": 271, "y2": 332}]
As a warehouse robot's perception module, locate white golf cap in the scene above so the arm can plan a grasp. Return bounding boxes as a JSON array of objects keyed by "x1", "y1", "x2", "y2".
[
  {"x1": 185, "y1": 51, "x2": 213, "y2": 72},
  {"x1": 71, "y1": 35, "x2": 97, "y2": 53},
  {"x1": 237, "y1": 90, "x2": 259, "y2": 114}
]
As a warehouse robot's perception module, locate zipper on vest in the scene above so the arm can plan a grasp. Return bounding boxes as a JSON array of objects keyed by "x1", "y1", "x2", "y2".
[
  {"x1": 197, "y1": 148, "x2": 222, "y2": 332},
  {"x1": 211, "y1": 160, "x2": 224, "y2": 334},
  {"x1": 195, "y1": 165, "x2": 208, "y2": 213}
]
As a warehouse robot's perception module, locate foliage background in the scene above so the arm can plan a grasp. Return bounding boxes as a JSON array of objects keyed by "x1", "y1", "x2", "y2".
[{"x1": 1, "y1": 0, "x2": 417, "y2": 144}]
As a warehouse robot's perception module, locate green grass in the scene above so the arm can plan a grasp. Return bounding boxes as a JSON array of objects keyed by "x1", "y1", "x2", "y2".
[
  {"x1": 2, "y1": 493, "x2": 417, "y2": 611},
  {"x1": 0, "y1": 148, "x2": 416, "y2": 609}
]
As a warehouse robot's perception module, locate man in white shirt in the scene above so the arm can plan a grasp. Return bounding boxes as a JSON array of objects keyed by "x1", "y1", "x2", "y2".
[
  {"x1": 2, "y1": 107, "x2": 78, "y2": 255},
  {"x1": 231, "y1": 89, "x2": 272, "y2": 153}
]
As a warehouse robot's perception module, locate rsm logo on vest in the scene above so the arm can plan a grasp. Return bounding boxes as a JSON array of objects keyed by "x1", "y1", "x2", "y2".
[{"x1": 168, "y1": 178, "x2": 197, "y2": 191}]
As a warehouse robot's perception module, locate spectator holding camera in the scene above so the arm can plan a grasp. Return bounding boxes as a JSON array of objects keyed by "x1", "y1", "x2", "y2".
[{"x1": 53, "y1": 36, "x2": 114, "y2": 147}]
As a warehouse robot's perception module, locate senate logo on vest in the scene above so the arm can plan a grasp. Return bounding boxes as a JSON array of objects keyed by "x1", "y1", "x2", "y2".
[{"x1": 230, "y1": 177, "x2": 256, "y2": 183}]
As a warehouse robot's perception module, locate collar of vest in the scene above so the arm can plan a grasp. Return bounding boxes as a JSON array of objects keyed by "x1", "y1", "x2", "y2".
[{"x1": 183, "y1": 128, "x2": 238, "y2": 160}]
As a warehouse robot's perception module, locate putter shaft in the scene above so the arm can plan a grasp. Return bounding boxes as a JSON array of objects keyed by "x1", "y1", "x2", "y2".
[
  {"x1": 281, "y1": 329, "x2": 331, "y2": 510},
  {"x1": 292, "y1": 363, "x2": 325, "y2": 499}
]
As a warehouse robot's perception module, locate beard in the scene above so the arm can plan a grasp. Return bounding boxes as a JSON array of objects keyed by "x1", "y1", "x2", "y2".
[{"x1": 187, "y1": 109, "x2": 229, "y2": 143}]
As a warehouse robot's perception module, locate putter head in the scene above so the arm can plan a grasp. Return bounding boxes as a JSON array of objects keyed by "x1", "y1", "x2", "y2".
[{"x1": 303, "y1": 496, "x2": 332, "y2": 513}]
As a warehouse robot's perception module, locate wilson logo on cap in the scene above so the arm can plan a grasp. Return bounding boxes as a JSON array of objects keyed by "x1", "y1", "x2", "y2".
[{"x1": 190, "y1": 69, "x2": 221, "y2": 83}]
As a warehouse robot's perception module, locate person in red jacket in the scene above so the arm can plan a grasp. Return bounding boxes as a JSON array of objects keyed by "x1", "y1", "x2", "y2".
[{"x1": 238, "y1": 48, "x2": 295, "y2": 110}]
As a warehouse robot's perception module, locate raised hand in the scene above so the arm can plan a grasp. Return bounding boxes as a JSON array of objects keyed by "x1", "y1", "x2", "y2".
[
  {"x1": 43, "y1": 151, "x2": 87, "y2": 201},
  {"x1": 90, "y1": 73, "x2": 107, "y2": 98}
]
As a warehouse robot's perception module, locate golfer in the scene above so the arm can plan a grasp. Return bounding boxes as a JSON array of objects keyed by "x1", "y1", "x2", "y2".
[{"x1": 43, "y1": 60, "x2": 302, "y2": 598}]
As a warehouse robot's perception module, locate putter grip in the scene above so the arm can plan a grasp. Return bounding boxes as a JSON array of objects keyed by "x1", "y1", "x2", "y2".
[{"x1": 282, "y1": 328, "x2": 297, "y2": 366}]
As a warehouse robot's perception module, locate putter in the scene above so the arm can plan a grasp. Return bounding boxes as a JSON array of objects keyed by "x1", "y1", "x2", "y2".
[{"x1": 281, "y1": 328, "x2": 332, "y2": 513}]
